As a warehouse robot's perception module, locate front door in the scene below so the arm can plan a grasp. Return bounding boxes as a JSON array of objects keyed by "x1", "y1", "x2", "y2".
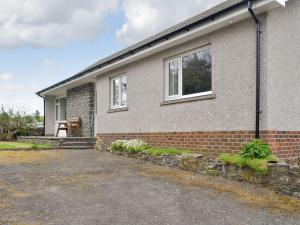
[{"x1": 55, "y1": 97, "x2": 67, "y2": 137}]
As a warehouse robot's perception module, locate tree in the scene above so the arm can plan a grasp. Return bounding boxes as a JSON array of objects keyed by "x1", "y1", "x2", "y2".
[
  {"x1": 35, "y1": 110, "x2": 42, "y2": 122},
  {"x1": 0, "y1": 106, "x2": 27, "y2": 140}
]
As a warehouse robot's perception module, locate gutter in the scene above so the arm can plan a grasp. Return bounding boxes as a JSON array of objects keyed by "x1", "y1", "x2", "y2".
[{"x1": 248, "y1": 0, "x2": 262, "y2": 139}]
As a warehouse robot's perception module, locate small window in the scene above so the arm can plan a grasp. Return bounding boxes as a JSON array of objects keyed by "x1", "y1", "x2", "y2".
[
  {"x1": 111, "y1": 74, "x2": 127, "y2": 109},
  {"x1": 165, "y1": 46, "x2": 212, "y2": 100}
]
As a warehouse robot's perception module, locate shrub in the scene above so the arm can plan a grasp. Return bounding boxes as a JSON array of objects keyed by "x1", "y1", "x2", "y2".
[
  {"x1": 219, "y1": 139, "x2": 276, "y2": 175},
  {"x1": 219, "y1": 153, "x2": 278, "y2": 175},
  {"x1": 111, "y1": 139, "x2": 149, "y2": 153},
  {"x1": 240, "y1": 139, "x2": 271, "y2": 158},
  {"x1": 0, "y1": 106, "x2": 44, "y2": 140},
  {"x1": 111, "y1": 139, "x2": 193, "y2": 156}
]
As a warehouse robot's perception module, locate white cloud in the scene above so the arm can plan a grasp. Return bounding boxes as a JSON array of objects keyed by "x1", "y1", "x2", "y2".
[
  {"x1": 0, "y1": 71, "x2": 41, "y2": 113},
  {"x1": 0, "y1": 0, "x2": 119, "y2": 48},
  {"x1": 116, "y1": 0, "x2": 224, "y2": 45},
  {"x1": 0, "y1": 73, "x2": 13, "y2": 81},
  {"x1": 43, "y1": 59, "x2": 56, "y2": 66},
  {"x1": 0, "y1": 82, "x2": 43, "y2": 113}
]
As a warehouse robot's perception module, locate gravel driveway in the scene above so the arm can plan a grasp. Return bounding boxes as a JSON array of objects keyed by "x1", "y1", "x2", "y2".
[{"x1": 0, "y1": 150, "x2": 299, "y2": 225}]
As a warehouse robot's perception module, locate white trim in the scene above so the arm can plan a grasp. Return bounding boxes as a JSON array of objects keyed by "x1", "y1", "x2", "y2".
[
  {"x1": 55, "y1": 96, "x2": 67, "y2": 122},
  {"x1": 165, "y1": 57, "x2": 181, "y2": 99},
  {"x1": 40, "y1": 0, "x2": 287, "y2": 97},
  {"x1": 110, "y1": 74, "x2": 127, "y2": 110},
  {"x1": 276, "y1": 0, "x2": 288, "y2": 6},
  {"x1": 165, "y1": 46, "x2": 212, "y2": 101}
]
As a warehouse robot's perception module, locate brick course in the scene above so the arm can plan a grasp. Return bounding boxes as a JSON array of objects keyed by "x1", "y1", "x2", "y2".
[{"x1": 97, "y1": 130, "x2": 300, "y2": 159}]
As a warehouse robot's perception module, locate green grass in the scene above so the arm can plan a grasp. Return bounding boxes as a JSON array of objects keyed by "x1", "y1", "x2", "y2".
[
  {"x1": 142, "y1": 147, "x2": 192, "y2": 156},
  {"x1": 219, "y1": 153, "x2": 278, "y2": 175},
  {"x1": 0, "y1": 141, "x2": 49, "y2": 150}
]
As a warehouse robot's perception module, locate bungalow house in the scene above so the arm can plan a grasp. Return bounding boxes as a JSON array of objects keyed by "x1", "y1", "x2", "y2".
[{"x1": 37, "y1": 0, "x2": 300, "y2": 159}]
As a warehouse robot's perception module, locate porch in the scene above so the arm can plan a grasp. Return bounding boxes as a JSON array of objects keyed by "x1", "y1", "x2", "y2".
[{"x1": 44, "y1": 83, "x2": 96, "y2": 138}]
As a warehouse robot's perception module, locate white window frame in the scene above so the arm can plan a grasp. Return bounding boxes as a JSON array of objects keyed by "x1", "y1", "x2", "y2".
[
  {"x1": 165, "y1": 46, "x2": 212, "y2": 101},
  {"x1": 110, "y1": 74, "x2": 127, "y2": 109},
  {"x1": 55, "y1": 96, "x2": 67, "y2": 122}
]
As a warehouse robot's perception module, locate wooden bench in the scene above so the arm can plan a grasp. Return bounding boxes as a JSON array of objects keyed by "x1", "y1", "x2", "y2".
[
  {"x1": 67, "y1": 117, "x2": 82, "y2": 137},
  {"x1": 56, "y1": 121, "x2": 68, "y2": 137},
  {"x1": 55, "y1": 117, "x2": 82, "y2": 137}
]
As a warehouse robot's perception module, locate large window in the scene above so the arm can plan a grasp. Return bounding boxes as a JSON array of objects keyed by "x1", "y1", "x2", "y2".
[
  {"x1": 111, "y1": 74, "x2": 127, "y2": 109},
  {"x1": 165, "y1": 46, "x2": 212, "y2": 100}
]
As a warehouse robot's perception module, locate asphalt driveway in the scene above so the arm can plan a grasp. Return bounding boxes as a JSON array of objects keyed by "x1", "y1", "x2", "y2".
[{"x1": 0, "y1": 150, "x2": 299, "y2": 225}]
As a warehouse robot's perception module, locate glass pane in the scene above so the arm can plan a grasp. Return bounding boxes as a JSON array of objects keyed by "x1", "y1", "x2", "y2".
[
  {"x1": 59, "y1": 98, "x2": 66, "y2": 121},
  {"x1": 55, "y1": 105, "x2": 59, "y2": 121},
  {"x1": 168, "y1": 60, "x2": 179, "y2": 96},
  {"x1": 113, "y1": 79, "x2": 120, "y2": 106},
  {"x1": 121, "y1": 76, "x2": 127, "y2": 106},
  {"x1": 182, "y1": 48, "x2": 212, "y2": 95}
]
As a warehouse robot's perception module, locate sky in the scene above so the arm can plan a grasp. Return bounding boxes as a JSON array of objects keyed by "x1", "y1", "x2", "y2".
[{"x1": 0, "y1": 0, "x2": 224, "y2": 115}]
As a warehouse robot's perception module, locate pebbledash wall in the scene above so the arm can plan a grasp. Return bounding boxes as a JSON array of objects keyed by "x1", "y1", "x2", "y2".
[
  {"x1": 45, "y1": 95, "x2": 56, "y2": 136},
  {"x1": 95, "y1": 1, "x2": 300, "y2": 159},
  {"x1": 66, "y1": 83, "x2": 95, "y2": 137}
]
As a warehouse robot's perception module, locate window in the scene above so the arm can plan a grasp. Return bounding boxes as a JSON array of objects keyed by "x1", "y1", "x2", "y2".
[
  {"x1": 165, "y1": 47, "x2": 212, "y2": 100},
  {"x1": 55, "y1": 97, "x2": 67, "y2": 121},
  {"x1": 111, "y1": 74, "x2": 127, "y2": 109}
]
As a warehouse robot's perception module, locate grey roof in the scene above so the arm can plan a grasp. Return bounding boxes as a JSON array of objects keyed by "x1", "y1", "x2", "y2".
[{"x1": 37, "y1": 0, "x2": 248, "y2": 96}]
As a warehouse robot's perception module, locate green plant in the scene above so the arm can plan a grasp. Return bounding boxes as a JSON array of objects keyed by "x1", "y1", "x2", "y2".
[
  {"x1": 111, "y1": 140, "x2": 125, "y2": 152},
  {"x1": 219, "y1": 153, "x2": 278, "y2": 175},
  {"x1": 240, "y1": 139, "x2": 271, "y2": 158},
  {"x1": 142, "y1": 147, "x2": 192, "y2": 156},
  {"x1": 0, "y1": 105, "x2": 44, "y2": 140},
  {"x1": 111, "y1": 139, "x2": 149, "y2": 153}
]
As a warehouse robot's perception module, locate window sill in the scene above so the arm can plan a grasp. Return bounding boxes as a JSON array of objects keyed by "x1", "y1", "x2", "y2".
[
  {"x1": 160, "y1": 94, "x2": 216, "y2": 106},
  {"x1": 107, "y1": 107, "x2": 128, "y2": 113}
]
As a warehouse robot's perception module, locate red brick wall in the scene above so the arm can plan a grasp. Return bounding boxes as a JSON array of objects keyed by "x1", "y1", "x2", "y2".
[{"x1": 97, "y1": 130, "x2": 300, "y2": 159}]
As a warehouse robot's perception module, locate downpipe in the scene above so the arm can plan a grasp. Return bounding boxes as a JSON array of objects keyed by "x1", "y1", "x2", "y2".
[{"x1": 248, "y1": 0, "x2": 261, "y2": 139}]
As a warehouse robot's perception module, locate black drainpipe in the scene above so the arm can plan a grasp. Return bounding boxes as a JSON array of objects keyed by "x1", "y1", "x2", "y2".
[
  {"x1": 248, "y1": 0, "x2": 261, "y2": 139},
  {"x1": 43, "y1": 97, "x2": 46, "y2": 136}
]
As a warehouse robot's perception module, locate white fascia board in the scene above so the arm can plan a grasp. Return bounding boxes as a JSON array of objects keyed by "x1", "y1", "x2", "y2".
[
  {"x1": 41, "y1": 0, "x2": 287, "y2": 97},
  {"x1": 276, "y1": 0, "x2": 288, "y2": 6}
]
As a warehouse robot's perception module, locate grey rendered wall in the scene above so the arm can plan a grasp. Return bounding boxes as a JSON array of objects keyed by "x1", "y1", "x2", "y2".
[
  {"x1": 95, "y1": 18, "x2": 267, "y2": 134},
  {"x1": 45, "y1": 95, "x2": 55, "y2": 135},
  {"x1": 266, "y1": 0, "x2": 300, "y2": 131},
  {"x1": 66, "y1": 83, "x2": 95, "y2": 137}
]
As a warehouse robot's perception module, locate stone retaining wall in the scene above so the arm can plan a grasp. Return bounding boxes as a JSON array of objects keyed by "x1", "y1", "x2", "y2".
[
  {"x1": 106, "y1": 149, "x2": 300, "y2": 198},
  {"x1": 17, "y1": 136, "x2": 61, "y2": 148}
]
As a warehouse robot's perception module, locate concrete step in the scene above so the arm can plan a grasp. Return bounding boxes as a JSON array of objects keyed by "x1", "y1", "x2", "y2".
[
  {"x1": 60, "y1": 138, "x2": 96, "y2": 142},
  {"x1": 61, "y1": 142, "x2": 96, "y2": 146},
  {"x1": 60, "y1": 146, "x2": 94, "y2": 149}
]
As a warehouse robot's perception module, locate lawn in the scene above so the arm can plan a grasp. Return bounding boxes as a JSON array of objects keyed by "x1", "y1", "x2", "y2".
[{"x1": 0, "y1": 141, "x2": 49, "y2": 149}]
